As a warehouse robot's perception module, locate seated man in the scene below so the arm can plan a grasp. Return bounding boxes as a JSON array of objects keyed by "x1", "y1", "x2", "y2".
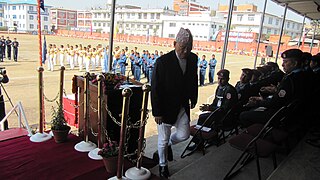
[
  {"x1": 188, "y1": 69, "x2": 238, "y2": 149},
  {"x1": 240, "y1": 49, "x2": 307, "y2": 128},
  {"x1": 235, "y1": 68, "x2": 253, "y2": 105}
]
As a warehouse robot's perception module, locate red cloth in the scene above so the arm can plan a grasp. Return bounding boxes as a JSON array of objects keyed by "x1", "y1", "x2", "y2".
[
  {"x1": 63, "y1": 95, "x2": 78, "y2": 128},
  {"x1": 0, "y1": 134, "x2": 157, "y2": 179}
]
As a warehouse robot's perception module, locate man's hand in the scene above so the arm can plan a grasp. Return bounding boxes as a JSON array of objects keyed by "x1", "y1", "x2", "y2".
[
  {"x1": 260, "y1": 84, "x2": 277, "y2": 94},
  {"x1": 190, "y1": 103, "x2": 196, "y2": 109},
  {"x1": 154, "y1": 116, "x2": 163, "y2": 125},
  {"x1": 246, "y1": 96, "x2": 263, "y2": 107}
]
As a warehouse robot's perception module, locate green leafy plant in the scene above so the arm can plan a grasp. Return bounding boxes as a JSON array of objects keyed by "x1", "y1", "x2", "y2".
[
  {"x1": 98, "y1": 141, "x2": 119, "y2": 158},
  {"x1": 51, "y1": 102, "x2": 69, "y2": 131}
]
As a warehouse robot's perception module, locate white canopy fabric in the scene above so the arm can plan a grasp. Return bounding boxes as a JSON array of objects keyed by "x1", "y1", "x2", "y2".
[{"x1": 272, "y1": 0, "x2": 320, "y2": 20}]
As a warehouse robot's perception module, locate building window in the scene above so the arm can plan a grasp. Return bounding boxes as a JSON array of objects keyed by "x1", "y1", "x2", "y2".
[
  {"x1": 248, "y1": 14, "x2": 255, "y2": 21},
  {"x1": 131, "y1": 13, "x2": 135, "y2": 17},
  {"x1": 30, "y1": 24, "x2": 34, "y2": 29},
  {"x1": 143, "y1": 24, "x2": 146, "y2": 28},
  {"x1": 23, "y1": 15, "x2": 25, "y2": 19},
  {"x1": 274, "y1": 29, "x2": 278, "y2": 34},
  {"x1": 169, "y1": 23, "x2": 176, "y2": 27},
  {"x1": 12, "y1": 6, "x2": 16, "y2": 10},
  {"x1": 44, "y1": 16, "x2": 48, "y2": 21},
  {"x1": 267, "y1": 28, "x2": 271, "y2": 34},
  {"x1": 29, "y1": 6, "x2": 34, "y2": 11},
  {"x1": 126, "y1": 24, "x2": 129, "y2": 28},
  {"x1": 275, "y1": 19, "x2": 279, "y2": 26},
  {"x1": 143, "y1": 13, "x2": 147, "y2": 19},
  {"x1": 0, "y1": 13, "x2": 2, "y2": 18},
  {"x1": 103, "y1": 23, "x2": 106, "y2": 27},
  {"x1": 19, "y1": 15, "x2": 21, "y2": 19},
  {"x1": 127, "y1": 13, "x2": 130, "y2": 19},
  {"x1": 138, "y1": 13, "x2": 142, "y2": 19},
  {"x1": 29, "y1": 15, "x2": 34, "y2": 20},
  {"x1": 131, "y1": 24, "x2": 134, "y2": 28},
  {"x1": 297, "y1": 24, "x2": 300, "y2": 30},
  {"x1": 95, "y1": 14, "x2": 97, "y2": 18},
  {"x1": 287, "y1": 22, "x2": 290, "y2": 29},
  {"x1": 268, "y1": 17, "x2": 273, "y2": 24},
  {"x1": 237, "y1": 15, "x2": 243, "y2": 21},
  {"x1": 19, "y1": 5, "x2": 21, "y2": 10},
  {"x1": 44, "y1": 25, "x2": 48, "y2": 30},
  {"x1": 0, "y1": 22, "x2": 2, "y2": 26},
  {"x1": 149, "y1": 25, "x2": 153, "y2": 29},
  {"x1": 0, "y1": 4, "x2": 2, "y2": 8},
  {"x1": 211, "y1": 24, "x2": 216, "y2": 28},
  {"x1": 94, "y1": 22, "x2": 96, "y2": 26},
  {"x1": 156, "y1": 13, "x2": 160, "y2": 19},
  {"x1": 292, "y1": 23, "x2": 295, "y2": 29},
  {"x1": 156, "y1": 25, "x2": 159, "y2": 29},
  {"x1": 151, "y1": 13, "x2": 155, "y2": 19},
  {"x1": 169, "y1": 34, "x2": 175, "y2": 38}
]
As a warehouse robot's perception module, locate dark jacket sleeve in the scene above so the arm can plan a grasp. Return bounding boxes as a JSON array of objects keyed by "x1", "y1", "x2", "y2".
[
  {"x1": 189, "y1": 54, "x2": 198, "y2": 106},
  {"x1": 220, "y1": 85, "x2": 238, "y2": 111},
  {"x1": 151, "y1": 59, "x2": 163, "y2": 117}
]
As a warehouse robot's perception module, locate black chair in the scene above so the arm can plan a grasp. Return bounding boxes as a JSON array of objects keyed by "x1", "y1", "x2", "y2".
[
  {"x1": 224, "y1": 106, "x2": 289, "y2": 180},
  {"x1": 181, "y1": 108, "x2": 221, "y2": 158},
  {"x1": 181, "y1": 104, "x2": 241, "y2": 158}
]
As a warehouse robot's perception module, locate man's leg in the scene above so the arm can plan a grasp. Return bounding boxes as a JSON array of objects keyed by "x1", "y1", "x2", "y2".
[
  {"x1": 157, "y1": 123, "x2": 171, "y2": 178},
  {"x1": 170, "y1": 108, "x2": 190, "y2": 145}
]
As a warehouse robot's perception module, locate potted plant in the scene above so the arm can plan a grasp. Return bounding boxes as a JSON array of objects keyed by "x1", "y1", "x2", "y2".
[
  {"x1": 98, "y1": 140, "x2": 119, "y2": 174},
  {"x1": 51, "y1": 102, "x2": 71, "y2": 143}
]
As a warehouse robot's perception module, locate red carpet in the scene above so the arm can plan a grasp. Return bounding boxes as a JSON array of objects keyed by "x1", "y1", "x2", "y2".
[
  {"x1": 0, "y1": 128, "x2": 28, "y2": 142},
  {"x1": 0, "y1": 134, "x2": 158, "y2": 179}
]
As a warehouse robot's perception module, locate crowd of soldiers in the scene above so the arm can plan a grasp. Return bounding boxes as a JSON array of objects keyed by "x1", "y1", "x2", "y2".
[
  {"x1": 189, "y1": 48, "x2": 320, "y2": 150},
  {"x1": 0, "y1": 35, "x2": 19, "y2": 62},
  {"x1": 46, "y1": 43, "x2": 166, "y2": 84}
]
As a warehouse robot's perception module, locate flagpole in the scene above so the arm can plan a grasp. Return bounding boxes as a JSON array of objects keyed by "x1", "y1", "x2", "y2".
[{"x1": 37, "y1": 0, "x2": 43, "y2": 66}]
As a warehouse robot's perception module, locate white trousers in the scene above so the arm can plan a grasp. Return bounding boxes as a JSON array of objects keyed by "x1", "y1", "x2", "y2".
[{"x1": 157, "y1": 108, "x2": 190, "y2": 166}]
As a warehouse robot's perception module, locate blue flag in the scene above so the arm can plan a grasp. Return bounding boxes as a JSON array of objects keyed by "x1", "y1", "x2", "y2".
[
  {"x1": 40, "y1": 0, "x2": 45, "y2": 11},
  {"x1": 42, "y1": 35, "x2": 47, "y2": 64}
]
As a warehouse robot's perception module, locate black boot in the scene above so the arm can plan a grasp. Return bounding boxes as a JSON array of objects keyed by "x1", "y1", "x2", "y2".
[{"x1": 159, "y1": 165, "x2": 170, "y2": 178}]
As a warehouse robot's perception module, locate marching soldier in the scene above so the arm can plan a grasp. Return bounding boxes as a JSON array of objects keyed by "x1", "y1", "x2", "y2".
[
  {"x1": 147, "y1": 53, "x2": 156, "y2": 85},
  {"x1": 59, "y1": 45, "x2": 65, "y2": 67},
  {"x1": 133, "y1": 52, "x2": 142, "y2": 81},
  {"x1": 5, "y1": 37, "x2": 12, "y2": 60}
]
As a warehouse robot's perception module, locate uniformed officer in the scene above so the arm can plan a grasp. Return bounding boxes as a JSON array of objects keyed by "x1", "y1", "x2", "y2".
[
  {"x1": 133, "y1": 52, "x2": 142, "y2": 81},
  {"x1": 0, "y1": 39, "x2": 4, "y2": 62},
  {"x1": 5, "y1": 37, "x2": 12, "y2": 60},
  {"x1": 235, "y1": 68, "x2": 253, "y2": 105},
  {"x1": 12, "y1": 38, "x2": 19, "y2": 62},
  {"x1": 147, "y1": 53, "x2": 156, "y2": 85},
  {"x1": 240, "y1": 49, "x2": 307, "y2": 128},
  {"x1": 199, "y1": 55, "x2": 207, "y2": 86},
  {"x1": 1, "y1": 36, "x2": 5, "y2": 59},
  {"x1": 188, "y1": 69, "x2": 238, "y2": 150},
  {"x1": 118, "y1": 49, "x2": 127, "y2": 75},
  {"x1": 208, "y1": 54, "x2": 217, "y2": 84},
  {"x1": 196, "y1": 69, "x2": 238, "y2": 127}
]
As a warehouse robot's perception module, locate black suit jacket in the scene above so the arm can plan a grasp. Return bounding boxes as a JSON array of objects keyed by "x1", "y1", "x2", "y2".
[{"x1": 151, "y1": 50, "x2": 198, "y2": 125}]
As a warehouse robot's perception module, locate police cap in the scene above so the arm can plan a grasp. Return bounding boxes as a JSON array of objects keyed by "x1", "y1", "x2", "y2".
[
  {"x1": 311, "y1": 55, "x2": 320, "y2": 64},
  {"x1": 281, "y1": 49, "x2": 303, "y2": 60},
  {"x1": 217, "y1": 69, "x2": 230, "y2": 79}
]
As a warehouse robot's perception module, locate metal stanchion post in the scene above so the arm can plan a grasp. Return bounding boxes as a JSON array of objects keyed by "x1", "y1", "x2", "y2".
[
  {"x1": 125, "y1": 84, "x2": 151, "y2": 180},
  {"x1": 59, "y1": 66, "x2": 65, "y2": 107},
  {"x1": 109, "y1": 87, "x2": 132, "y2": 180},
  {"x1": 74, "y1": 73, "x2": 97, "y2": 152},
  {"x1": 30, "y1": 67, "x2": 52, "y2": 142},
  {"x1": 89, "y1": 75, "x2": 104, "y2": 160}
]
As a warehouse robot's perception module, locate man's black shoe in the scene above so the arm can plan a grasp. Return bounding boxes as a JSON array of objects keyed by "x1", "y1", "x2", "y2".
[
  {"x1": 186, "y1": 143, "x2": 204, "y2": 151},
  {"x1": 159, "y1": 165, "x2": 170, "y2": 178},
  {"x1": 168, "y1": 145, "x2": 173, "y2": 161}
]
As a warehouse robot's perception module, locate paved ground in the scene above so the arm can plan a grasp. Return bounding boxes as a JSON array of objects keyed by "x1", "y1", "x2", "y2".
[{"x1": 1, "y1": 33, "x2": 275, "y2": 138}]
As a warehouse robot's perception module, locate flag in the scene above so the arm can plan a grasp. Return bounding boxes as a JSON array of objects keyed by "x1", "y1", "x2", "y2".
[
  {"x1": 40, "y1": 0, "x2": 45, "y2": 11},
  {"x1": 42, "y1": 35, "x2": 47, "y2": 64}
]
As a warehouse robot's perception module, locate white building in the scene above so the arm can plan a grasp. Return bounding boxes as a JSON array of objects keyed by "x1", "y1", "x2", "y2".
[
  {"x1": 0, "y1": 1, "x2": 5, "y2": 27},
  {"x1": 1, "y1": 0, "x2": 51, "y2": 33},
  {"x1": 90, "y1": 4, "x2": 176, "y2": 37},
  {"x1": 162, "y1": 14, "x2": 225, "y2": 41},
  {"x1": 217, "y1": 4, "x2": 303, "y2": 39}
]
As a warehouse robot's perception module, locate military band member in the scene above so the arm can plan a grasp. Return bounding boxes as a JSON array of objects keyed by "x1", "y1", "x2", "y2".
[
  {"x1": 69, "y1": 46, "x2": 75, "y2": 70},
  {"x1": 53, "y1": 44, "x2": 58, "y2": 66},
  {"x1": 85, "y1": 47, "x2": 91, "y2": 72},
  {"x1": 78, "y1": 46, "x2": 84, "y2": 72},
  {"x1": 91, "y1": 48, "x2": 97, "y2": 71},
  {"x1": 48, "y1": 44, "x2": 54, "y2": 71}
]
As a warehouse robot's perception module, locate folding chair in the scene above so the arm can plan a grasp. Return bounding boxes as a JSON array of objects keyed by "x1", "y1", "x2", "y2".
[
  {"x1": 245, "y1": 101, "x2": 299, "y2": 153},
  {"x1": 224, "y1": 106, "x2": 288, "y2": 180},
  {"x1": 181, "y1": 108, "x2": 221, "y2": 158}
]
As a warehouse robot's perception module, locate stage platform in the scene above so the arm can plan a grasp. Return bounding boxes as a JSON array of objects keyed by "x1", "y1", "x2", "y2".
[{"x1": 0, "y1": 133, "x2": 158, "y2": 180}]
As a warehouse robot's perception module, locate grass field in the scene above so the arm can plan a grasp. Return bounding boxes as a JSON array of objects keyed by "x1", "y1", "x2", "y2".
[{"x1": 1, "y1": 33, "x2": 268, "y2": 137}]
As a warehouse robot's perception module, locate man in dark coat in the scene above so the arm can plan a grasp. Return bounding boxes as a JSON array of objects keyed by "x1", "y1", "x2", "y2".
[
  {"x1": 5, "y1": 37, "x2": 12, "y2": 60},
  {"x1": 151, "y1": 28, "x2": 198, "y2": 178}
]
